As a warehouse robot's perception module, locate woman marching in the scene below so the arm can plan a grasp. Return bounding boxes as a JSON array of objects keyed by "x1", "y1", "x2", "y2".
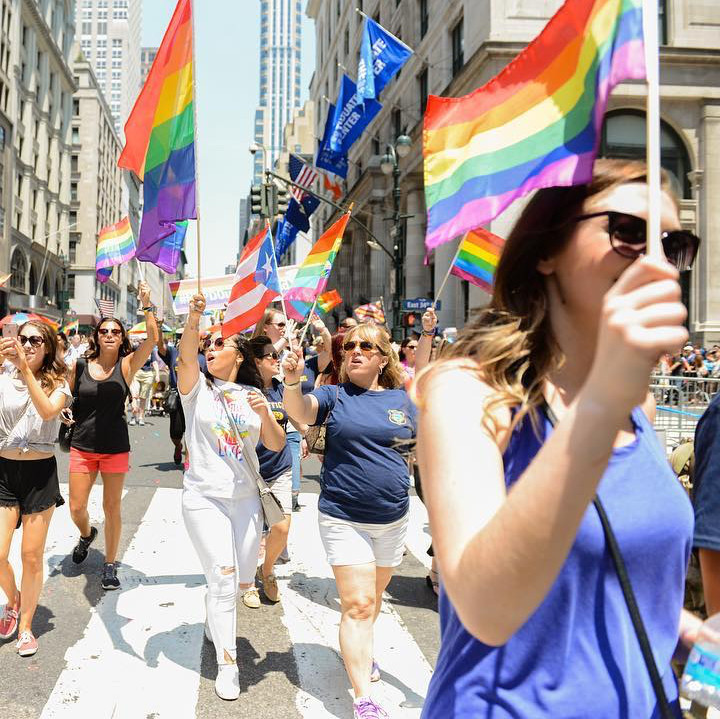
[
  {"x1": 177, "y1": 294, "x2": 285, "y2": 701},
  {"x1": 0, "y1": 322, "x2": 70, "y2": 657},
  {"x1": 415, "y1": 160, "x2": 701, "y2": 717},
  {"x1": 283, "y1": 322, "x2": 416, "y2": 719},
  {"x1": 66, "y1": 281, "x2": 157, "y2": 591}
]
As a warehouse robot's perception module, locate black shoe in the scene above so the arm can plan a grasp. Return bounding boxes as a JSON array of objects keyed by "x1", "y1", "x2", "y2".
[
  {"x1": 173, "y1": 445, "x2": 182, "y2": 465},
  {"x1": 292, "y1": 493, "x2": 301, "y2": 512},
  {"x1": 71, "y1": 527, "x2": 98, "y2": 564},
  {"x1": 101, "y1": 562, "x2": 120, "y2": 590}
]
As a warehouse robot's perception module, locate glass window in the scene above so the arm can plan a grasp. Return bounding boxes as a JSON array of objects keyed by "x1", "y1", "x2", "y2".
[
  {"x1": 418, "y1": 68, "x2": 428, "y2": 114},
  {"x1": 10, "y1": 249, "x2": 26, "y2": 290},
  {"x1": 419, "y1": 0, "x2": 428, "y2": 38},
  {"x1": 451, "y1": 17, "x2": 464, "y2": 76}
]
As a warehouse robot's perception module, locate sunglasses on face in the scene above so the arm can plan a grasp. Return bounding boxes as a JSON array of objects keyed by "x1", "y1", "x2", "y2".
[
  {"x1": 343, "y1": 340, "x2": 380, "y2": 354},
  {"x1": 574, "y1": 211, "x2": 700, "y2": 271},
  {"x1": 261, "y1": 350, "x2": 279, "y2": 360},
  {"x1": 98, "y1": 327, "x2": 122, "y2": 336},
  {"x1": 19, "y1": 335, "x2": 44, "y2": 348},
  {"x1": 405, "y1": 344, "x2": 418, "y2": 350},
  {"x1": 268, "y1": 321, "x2": 286, "y2": 329},
  {"x1": 203, "y1": 337, "x2": 235, "y2": 352}
]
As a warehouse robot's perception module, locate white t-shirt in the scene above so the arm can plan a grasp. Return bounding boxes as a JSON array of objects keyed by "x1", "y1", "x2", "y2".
[{"x1": 180, "y1": 375, "x2": 262, "y2": 498}]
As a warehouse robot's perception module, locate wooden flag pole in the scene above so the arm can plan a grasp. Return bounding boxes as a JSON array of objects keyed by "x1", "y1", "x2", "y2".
[
  {"x1": 134, "y1": 257, "x2": 146, "y2": 283},
  {"x1": 432, "y1": 239, "x2": 464, "y2": 311},
  {"x1": 643, "y1": 0, "x2": 663, "y2": 259},
  {"x1": 298, "y1": 296, "x2": 320, "y2": 348},
  {"x1": 190, "y1": 0, "x2": 202, "y2": 292},
  {"x1": 265, "y1": 219, "x2": 292, "y2": 340}
]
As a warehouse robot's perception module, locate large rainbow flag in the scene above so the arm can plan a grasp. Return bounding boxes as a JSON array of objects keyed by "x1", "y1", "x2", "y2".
[
  {"x1": 451, "y1": 228, "x2": 505, "y2": 294},
  {"x1": 286, "y1": 213, "x2": 350, "y2": 321},
  {"x1": 423, "y1": 0, "x2": 645, "y2": 250},
  {"x1": 96, "y1": 217, "x2": 136, "y2": 283},
  {"x1": 118, "y1": 0, "x2": 195, "y2": 266}
]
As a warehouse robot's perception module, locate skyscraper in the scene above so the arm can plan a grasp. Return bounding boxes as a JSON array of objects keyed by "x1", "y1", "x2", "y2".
[
  {"x1": 253, "y1": 0, "x2": 302, "y2": 183},
  {"x1": 140, "y1": 46, "x2": 157, "y2": 84}
]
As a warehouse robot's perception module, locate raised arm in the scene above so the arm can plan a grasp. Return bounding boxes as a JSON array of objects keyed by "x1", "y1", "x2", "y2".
[
  {"x1": 247, "y1": 390, "x2": 286, "y2": 452},
  {"x1": 415, "y1": 307, "x2": 438, "y2": 374},
  {"x1": 124, "y1": 281, "x2": 159, "y2": 378},
  {"x1": 177, "y1": 293, "x2": 205, "y2": 395},
  {"x1": 310, "y1": 317, "x2": 333, "y2": 372},
  {"x1": 282, "y1": 348, "x2": 319, "y2": 425}
]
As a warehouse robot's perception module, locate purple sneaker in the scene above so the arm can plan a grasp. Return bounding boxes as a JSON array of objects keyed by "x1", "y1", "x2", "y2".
[{"x1": 353, "y1": 698, "x2": 389, "y2": 718}]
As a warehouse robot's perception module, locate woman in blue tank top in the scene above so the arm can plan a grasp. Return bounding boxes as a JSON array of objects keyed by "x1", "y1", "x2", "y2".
[{"x1": 415, "y1": 160, "x2": 703, "y2": 718}]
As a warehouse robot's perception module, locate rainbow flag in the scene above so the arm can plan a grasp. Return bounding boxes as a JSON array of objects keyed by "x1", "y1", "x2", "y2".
[
  {"x1": 423, "y1": 0, "x2": 645, "y2": 250},
  {"x1": 118, "y1": 0, "x2": 195, "y2": 267},
  {"x1": 60, "y1": 319, "x2": 79, "y2": 335},
  {"x1": 286, "y1": 213, "x2": 350, "y2": 321},
  {"x1": 451, "y1": 228, "x2": 505, "y2": 294},
  {"x1": 96, "y1": 217, "x2": 136, "y2": 283},
  {"x1": 317, "y1": 289, "x2": 342, "y2": 314}
]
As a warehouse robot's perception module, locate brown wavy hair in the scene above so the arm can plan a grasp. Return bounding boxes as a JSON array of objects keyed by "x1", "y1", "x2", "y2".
[
  {"x1": 252, "y1": 308, "x2": 284, "y2": 338},
  {"x1": 86, "y1": 318, "x2": 132, "y2": 360},
  {"x1": 416, "y1": 159, "x2": 678, "y2": 429},
  {"x1": 339, "y1": 323, "x2": 405, "y2": 389},
  {"x1": 19, "y1": 321, "x2": 67, "y2": 393}
]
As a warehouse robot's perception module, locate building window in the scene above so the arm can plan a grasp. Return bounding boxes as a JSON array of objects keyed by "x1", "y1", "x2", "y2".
[
  {"x1": 10, "y1": 249, "x2": 26, "y2": 291},
  {"x1": 71, "y1": 127, "x2": 79, "y2": 144},
  {"x1": 419, "y1": 0, "x2": 428, "y2": 38},
  {"x1": 451, "y1": 17, "x2": 464, "y2": 76},
  {"x1": 73, "y1": 98, "x2": 80, "y2": 116},
  {"x1": 391, "y1": 107, "x2": 402, "y2": 140},
  {"x1": 67, "y1": 273, "x2": 75, "y2": 299},
  {"x1": 659, "y1": 0, "x2": 668, "y2": 45},
  {"x1": 418, "y1": 68, "x2": 428, "y2": 114}
]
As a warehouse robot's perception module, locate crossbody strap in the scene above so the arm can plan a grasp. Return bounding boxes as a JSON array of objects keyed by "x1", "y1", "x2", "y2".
[{"x1": 543, "y1": 401, "x2": 673, "y2": 719}]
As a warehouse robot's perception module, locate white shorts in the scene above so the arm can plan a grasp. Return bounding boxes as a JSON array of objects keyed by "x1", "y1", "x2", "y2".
[
  {"x1": 268, "y1": 467, "x2": 292, "y2": 514},
  {"x1": 318, "y1": 511, "x2": 409, "y2": 568}
]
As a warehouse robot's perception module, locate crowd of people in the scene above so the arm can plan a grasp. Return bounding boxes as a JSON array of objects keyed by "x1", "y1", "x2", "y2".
[{"x1": 0, "y1": 158, "x2": 715, "y2": 718}]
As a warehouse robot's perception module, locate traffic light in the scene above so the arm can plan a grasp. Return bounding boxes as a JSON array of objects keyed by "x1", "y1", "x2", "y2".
[
  {"x1": 276, "y1": 185, "x2": 289, "y2": 215},
  {"x1": 250, "y1": 185, "x2": 264, "y2": 216}
]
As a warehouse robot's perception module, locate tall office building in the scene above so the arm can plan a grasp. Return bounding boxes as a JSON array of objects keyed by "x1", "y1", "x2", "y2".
[
  {"x1": 74, "y1": 0, "x2": 141, "y2": 138},
  {"x1": 252, "y1": 0, "x2": 302, "y2": 183},
  {"x1": 140, "y1": 45, "x2": 156, "y2": 84}
]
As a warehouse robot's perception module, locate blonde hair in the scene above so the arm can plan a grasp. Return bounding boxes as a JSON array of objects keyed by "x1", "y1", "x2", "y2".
[
  {"x1": 416, "y1": 159, "x2": 679, "y2": 429},
  {"x1": 339, "y1": 323, "x2": 405, "y2": 389},
  {"x1": 252, "y1": 307, "x2": 284, "y2": 339}
]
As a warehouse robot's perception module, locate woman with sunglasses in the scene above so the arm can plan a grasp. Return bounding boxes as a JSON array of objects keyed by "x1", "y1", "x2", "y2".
[
  {"x1": 0, "y1": 322, "x2": 70, "y2": 657},
  {"x1": 178, "y1": 294, "x2": 285, "y2": 701},
  {"x1": 283, "y1": 323, "x2": 416, "y2": 719},
  {"x1": 66, "y1": 281, "x2": 157, "y2": 592},
  {"x1": 414, "y1": 160, "x2": 701, "y2": 718}
]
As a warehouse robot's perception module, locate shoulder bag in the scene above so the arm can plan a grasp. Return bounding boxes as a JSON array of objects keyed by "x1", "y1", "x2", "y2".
[
  {"x1": 543, "y1": 402, "x2": 674, "y2": 719},
  {"x1": 58, "y1": 358, "x2": 85, "y2": 453},
  {"x1": 304, "y1": 384, "x2": 340, "y2": 456},
  {"x1": 215, "y1": 384, "x2": 285, "y2": 528}
]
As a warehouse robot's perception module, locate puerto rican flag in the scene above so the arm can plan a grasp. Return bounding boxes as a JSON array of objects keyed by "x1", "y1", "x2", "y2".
[{"x1": 222, "y1": 227, "x2": 281, "y2": 338}]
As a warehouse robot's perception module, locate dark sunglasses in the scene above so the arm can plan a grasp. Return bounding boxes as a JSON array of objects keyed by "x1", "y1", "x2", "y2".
[
  {"x1": 268, "y1": 321, "x2": 286, "y2": 329},
  {"x1": 575, "y1": 211, "x2": 700, "y2": 271},
  {"x1": 343, "y1": 340, "x2": 380, "y2": 353},
  {"x1": 405, "y1": 344, "x2": 418, "y2": 350},
  {"x1": 98, "y1": 327, "x2": 122, "y2": 336},
  {"x1": 203, "y1": 337, "x2": 235, "y2": 352},
  {"x1": 261, "y1": 350, "x2": 279, "y2": 360},
  {"x1": 19, "y1": 335, "x2": 44, "y2": 348}
]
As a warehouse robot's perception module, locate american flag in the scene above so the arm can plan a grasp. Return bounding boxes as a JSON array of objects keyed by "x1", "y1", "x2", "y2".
[
  {"x1": 289, "y1": 154, "x2": 318, "y2": 203},
  {"x1": 354, "y1": 301, "x2": 386, "y2": 324},
  {"x1": 95, "y1": 298, "x2": 116, "y2": 318}
]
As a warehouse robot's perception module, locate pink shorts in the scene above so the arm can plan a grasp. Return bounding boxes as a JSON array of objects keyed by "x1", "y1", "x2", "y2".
[{"x1": 69, "y1": 448, "x2": 130, "y2": 474}]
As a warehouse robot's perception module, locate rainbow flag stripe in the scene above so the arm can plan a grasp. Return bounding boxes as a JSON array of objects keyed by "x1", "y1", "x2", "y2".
[
  {"x1": 61, "y1": 319, "x2": 79, "y2": 335},
  {"x1": 423, "y1": 0, "x2": 645, "y2": 250},
  {"x1": 118, "y1": 0, "x2": 195, "y2": 253},
  {"x1": 286, "y1": 213, "x2": 350, "y2": 321},
  {"x1": 451, "y1": 228, "x2": 505, "y2": 294},
  {"x1": 96, "y1": 217, "x2": 136, "y2": 283},
  {"x1": 317, "y1": 289, "x2": 342, "y2": 314}
]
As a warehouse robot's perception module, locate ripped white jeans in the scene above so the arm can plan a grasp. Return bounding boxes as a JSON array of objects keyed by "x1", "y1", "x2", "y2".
[{"x1": 182, "y1": 486, "x2": 262, "y2": 665}]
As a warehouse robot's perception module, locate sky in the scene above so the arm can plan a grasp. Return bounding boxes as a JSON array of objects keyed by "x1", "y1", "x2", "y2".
[{"x1": 142, "y1": 1, "x2": 316, "y2": 278}]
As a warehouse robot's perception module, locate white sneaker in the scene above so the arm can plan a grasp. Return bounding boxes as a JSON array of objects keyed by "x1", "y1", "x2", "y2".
[
  {"x1": 215, "y1": 663, "x2": 240, "y2": 701},
  {"x1": 138, "y1": 419, "x2": 146, "y2": 426}
]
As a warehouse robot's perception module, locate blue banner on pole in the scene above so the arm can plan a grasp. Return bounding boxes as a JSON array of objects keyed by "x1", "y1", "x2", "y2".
[
  {"x1": 275, "y1": 218, "x2": 300, "y2": 261},
  {"x1": 316, "y1": 103, "x2": 349, "y2": 178},
  {"x1": 356, "y1": 18, "x2": 413, "y2": 104},
  {"x1": 328, "y1": 75, "x2": 382, "y2": 155}
]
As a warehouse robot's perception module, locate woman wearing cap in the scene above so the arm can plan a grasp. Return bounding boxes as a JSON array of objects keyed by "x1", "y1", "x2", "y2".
[{"x1": 283, "y1": 323, "x2": 416, "y2": 719}]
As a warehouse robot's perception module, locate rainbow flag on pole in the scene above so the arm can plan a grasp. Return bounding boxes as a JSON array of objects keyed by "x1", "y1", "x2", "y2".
[
  {"x1": 285, "y1": 213, "x2": 350, "y2": 321},
  {"x1": 451, "y1": 228, "x2": 505, "y2": 294},
  {"x1": 423, "y1": 0, "x2": 645, "y2": 250},
  {"x1": 60, "y1": 319, "x2": 79, "y2": 335},
  {"x1": 118, "y1": 0, "x2": 195, "y2": 270},
  {"x1": 317, "y1": 289, "x2": 342, "y2": 314},
  {"x1": 96, "y1": 217, "x2": 136, "y2": 283}
]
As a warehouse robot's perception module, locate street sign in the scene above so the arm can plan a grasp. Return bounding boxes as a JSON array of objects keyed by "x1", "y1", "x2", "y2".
[{"x1": 402, "y1": 298, "x2": 441, "y2": 312}]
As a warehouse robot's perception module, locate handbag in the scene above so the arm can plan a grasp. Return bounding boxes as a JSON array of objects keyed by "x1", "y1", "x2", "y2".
[
  {"x1": 58, "y1": 359, "x2": 85, "y2": 454},
  {"x1": 164, "y1": 387, "x2": 180, "y2": 414},
  {"x1": 305, "y1": 384, "x2": 340, "y2": 456},
  {"x1": 543, "y1": 402, "x2": 674, "y2": 719},
  {"x1": 215, "y1": 384, "x2": 285, "y2": 528}
]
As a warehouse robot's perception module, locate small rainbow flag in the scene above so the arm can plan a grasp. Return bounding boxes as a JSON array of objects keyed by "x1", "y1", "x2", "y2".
[
  {"x1": 96, "y1": 217, "x2": 136, "y2": 283},
  {"x1": 355, "y1": 302, "x2": 385, "y2": 324},
  {"x1": 317, "y1": 289, "x2": 342, "y2": 314},
  {"x1": 286, "y1": 213, "x2": 350, "y2": 321},
  {"x1": 451, "y1": 228, "x2": 505, "y2": 294},
  {"x1": 423, "y1": 0, "x2": 645, "y2": 250},
  {"x1": 61, "y1": 319, "x2": 79, "y2": 335}
]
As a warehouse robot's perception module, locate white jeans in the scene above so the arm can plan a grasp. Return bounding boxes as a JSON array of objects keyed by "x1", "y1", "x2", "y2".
[{"x1": 182, "y1": 486, "x2": 262, "y2": 664}]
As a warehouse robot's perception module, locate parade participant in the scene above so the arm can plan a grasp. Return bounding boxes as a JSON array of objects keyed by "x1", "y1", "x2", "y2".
[
  {"x1": 316, "y1": 333, "x2": 344, "y2": 388},
  {"x1": 338, "y1": 317, "x2": 357, "y2": 333},
  {"x1": 56, "y1": 331, "x2": 69, "y2": 364},
  {"x1": 66, "y1": 281, "x2": 157, "y2": 591},
  {"x1": 178, "y1": 294, "x2": 285, "y2": 701},
  {"x1": 250, "y1": 336, "x2": 293, "y2": 602},
  {"x1": 65, "y1": 332, "x2": 87, "y2": 364},
  {"x1": 129, "y1": 349, "x2": 159, "y2": 426},
  {"x1": 157, "y1": 330, "x2": 184, "y2": 465},
  {"x1": 0, "y1": 322, "x2": 70, "y2": 657},
  {"x1": 252, "y1": 308, "x2": 296, "y2": 355},
  {"x1": 398, "y1": 338, "x2": 419, "y2": 381},
  {"x1": 415, "y1": 160, "x2": 701, "y2": 717},
  {"x1": 283, "y1": 323, "x2": 416, "y2": 719}
]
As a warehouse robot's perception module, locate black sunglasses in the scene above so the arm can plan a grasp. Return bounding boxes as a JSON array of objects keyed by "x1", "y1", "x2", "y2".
[
  {"x1": 261, "y1": 350, "x2": 279, "y2": 360},
  {"x1": 19, "y1": 335, "x2": 44, "y2": 348},
  {"x1": 98, "y1": 327, "x2": 122, "y2": 336},
  {"x1": 574, "y1": 211, "x2": 700, "y2": 271},
  {"x1": 343, "y1": 340, "x2": 379, "y2": 353}
]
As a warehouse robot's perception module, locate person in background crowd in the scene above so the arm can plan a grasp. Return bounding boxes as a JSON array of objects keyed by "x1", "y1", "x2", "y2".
[
  {"x1": 339, "y1": 317, "x2": 358, "y2": 333},
  {"x1": 65, "y1": 332, "x2": 87, "y2": 364},
  {"x1": 56, "y1": 332, "x2": 69, "y2": 364},
  {"x1": 415, "y1": 159, "x2": 701, "y2": 717},
  {"x1": 315, "y1": 333, "x2": 345, "y2": 388},
  {"x1": 0, "y1": 322, "x2": 70, "y2": 657},
  {"x1": 252, "y1": 308, "x2": 296, "y2": 355},
  {"x1": 157, "y1": 330, "x2": 185, "y2": 465},
  {"x1": 398, "y1": 338, "x2": 419, "y2": 381},
  {"x1": 177, "y1": 294, "x2": 284, "y2": 701},
  {"x1": 129, "y1": 348, "x2": 160, "y2": 426},
  {"x1": 66, "y1": 282, "x2": 157, "y2": 591},
  {"x1": 283, "y1": 323, "x2": 417, "y2": 719}
]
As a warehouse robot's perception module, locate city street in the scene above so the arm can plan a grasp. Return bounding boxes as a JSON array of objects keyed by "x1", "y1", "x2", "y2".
[{"x1": 0, "y1": 416, "x2": 439, "y2": 719}]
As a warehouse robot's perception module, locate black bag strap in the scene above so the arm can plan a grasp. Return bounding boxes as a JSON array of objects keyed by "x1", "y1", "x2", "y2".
[{"x1": 543, "y1": 401, "x2": 674, "y2": 719}]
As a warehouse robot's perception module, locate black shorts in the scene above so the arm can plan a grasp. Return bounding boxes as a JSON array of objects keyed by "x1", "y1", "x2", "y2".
[
  {"x1": 169, "y1": 401, "x2": 185, "y2": 441},
  {"x1": 0, "y1": 456, "x2": 65, "y2": 521}
]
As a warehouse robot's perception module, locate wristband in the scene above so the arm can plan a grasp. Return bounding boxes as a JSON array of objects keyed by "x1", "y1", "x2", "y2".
[
  {"x1": 422, "y1": 329, "x2": 435, "y2": 337},
  {"x1": 283, "y1": 380, "x2": 301, "y2": 389},
  {"x1": 142, "y1": 306, "x2": 153, "y2": 312}
]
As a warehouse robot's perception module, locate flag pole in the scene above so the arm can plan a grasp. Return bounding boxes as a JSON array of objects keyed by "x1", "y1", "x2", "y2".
[
  {"x1": 190, "y1": 0, "x2": 202, "y2": 292},
  {"x1": 265, "y1": 218, "x2": 291, "y2": 339},
  {"x1": 643, "y1": 0, "x2": 662, "y2": 259},
  {"x1": 432, "y1": 239, "x2": 464, "y2": 311},
  {"x1": 298, "y1": 297, "x2": 320, "y2": 347}
]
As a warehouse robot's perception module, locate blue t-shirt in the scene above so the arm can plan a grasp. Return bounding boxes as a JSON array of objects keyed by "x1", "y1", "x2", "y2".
[
  {"x1": 158, "y1": 345, "x2": 178, "y2": 389},
  {"x1": 256, "y1": 379, "x2": 292, "y2": 482},
  {"x1": 423, "y1": 406, "x2": 692, "y2": 718},
  {"x1": 693, "y1": 393, "x2": 720, "y2": 551},
  {"x1": 311, "y1": 383, "x2": 416, "y2": 524},
  {"x1": 301, "y1": 355, "x2": 321, "y2": 394}
]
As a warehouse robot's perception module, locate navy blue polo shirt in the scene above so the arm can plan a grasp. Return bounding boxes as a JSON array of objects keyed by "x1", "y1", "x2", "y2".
[
  {"x1": 693, "y1": 393, "x2": 720, "y2": 551},
  {"x1": 256, "y1": 378, "x2": 292, "y2": 482}
]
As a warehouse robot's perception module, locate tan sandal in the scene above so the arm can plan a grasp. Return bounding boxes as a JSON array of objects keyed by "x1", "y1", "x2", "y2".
[{"x1": 241, "y1": 587, "x2": 260, "y2": 609}]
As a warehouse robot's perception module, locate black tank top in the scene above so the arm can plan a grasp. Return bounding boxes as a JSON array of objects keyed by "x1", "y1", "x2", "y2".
[{"x1": 71, "y1": 359, "x2": 130, "y2": 454}]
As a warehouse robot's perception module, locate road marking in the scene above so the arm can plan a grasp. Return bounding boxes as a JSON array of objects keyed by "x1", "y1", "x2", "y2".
[
  {"x1": 278, "y1": 493, "x2": 432, "y2": 718},
  {"x1": 41, "y1": 487, "x2": 207, "y2": 719}
]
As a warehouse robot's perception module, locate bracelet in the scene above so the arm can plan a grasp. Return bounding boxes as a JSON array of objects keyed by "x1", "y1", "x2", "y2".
[
  {"x1": 283, "y1": 380, "x2": 301, "y2": 389},
  {"x1": 422, "y1": 329, "x2": 435, "y2": 337},
  {"x1": 142, "y1": 306, "x2": 153, "y2": 312}
]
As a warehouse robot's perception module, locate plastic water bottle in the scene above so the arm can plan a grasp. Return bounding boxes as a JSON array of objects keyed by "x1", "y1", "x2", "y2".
[{"x1": 682, "y1": 613, "x2": 720, "y2": 709}]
